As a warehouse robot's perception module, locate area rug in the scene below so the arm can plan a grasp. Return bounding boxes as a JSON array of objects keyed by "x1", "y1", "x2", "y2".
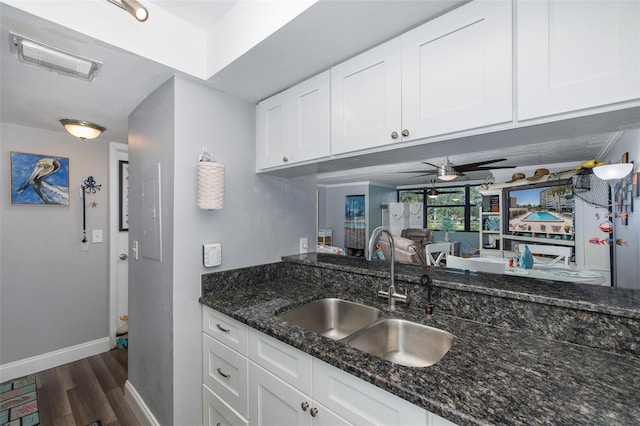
[{"x1": 0, "y1": 375, "x2": 39, "y2": 426}]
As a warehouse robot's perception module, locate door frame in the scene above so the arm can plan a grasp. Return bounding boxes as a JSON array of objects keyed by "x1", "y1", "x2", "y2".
[{"x1": 109, "y1": 142, "x2": 129, "y2": 347}]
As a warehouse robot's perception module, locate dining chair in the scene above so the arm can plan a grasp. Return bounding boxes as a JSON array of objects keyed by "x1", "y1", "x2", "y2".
[
  {"x1": 521, "y1": 244, "x2": 571, "y2": 266},
  {"x1": 425, "y1": 242, "x2": 451, "y2": 266},
  {"x1": 446, "y1": 255, "x2": 506, "y2": 274}
]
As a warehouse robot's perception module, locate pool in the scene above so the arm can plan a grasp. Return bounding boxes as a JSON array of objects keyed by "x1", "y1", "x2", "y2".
[{"x1": 523, "y1": 211, "x2": 563, "y2": 221}]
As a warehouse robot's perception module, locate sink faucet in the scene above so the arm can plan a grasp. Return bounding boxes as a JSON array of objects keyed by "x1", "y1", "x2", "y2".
[{"x1": 366, "y1": 226, "x2": 406, "y2": 311}]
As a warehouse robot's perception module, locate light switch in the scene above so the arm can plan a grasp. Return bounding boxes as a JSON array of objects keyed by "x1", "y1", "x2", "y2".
[{"x1": 92, "y1": 229, "x2": 103, "y2": 243}]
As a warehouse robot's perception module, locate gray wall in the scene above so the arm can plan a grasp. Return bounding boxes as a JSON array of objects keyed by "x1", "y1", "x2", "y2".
[
  {"x1": 369, "y1": 185, "x2": 396, "y2": 232},
  {"x1": 128, "y1": 77, "x2": 176, "y2": 425},
  {"x1": 128, "y1": 76, "x2": 317, "y2": 426},
  {"x1": 0, "y1": 123, "x2": 109, "y2": 364}
]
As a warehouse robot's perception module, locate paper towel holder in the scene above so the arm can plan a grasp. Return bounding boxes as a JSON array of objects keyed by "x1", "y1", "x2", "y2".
[{"x1": 197, "y1": 148, "x2": 225, "y2": 210}]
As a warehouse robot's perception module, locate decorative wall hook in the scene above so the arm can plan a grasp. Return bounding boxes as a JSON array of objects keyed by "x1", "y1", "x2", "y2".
[{"x1": 83, "y1": 176, "x2": 102, "y2": 193}]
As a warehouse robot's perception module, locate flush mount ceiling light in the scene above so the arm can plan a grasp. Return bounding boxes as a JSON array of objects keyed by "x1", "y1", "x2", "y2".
[
  {"x1": 437, "y1": 158, "x2": 458, "y2": 181},
  {"x1": 60, "y1": 119, "x2": 106, "y2": 140},
  {"x1": 11, "y1": 33, "x2": 102, "y2": 82},
  {"x1": 593, "y1": 163, "x2": 633, "y2": 182},
  {"x1": 107, "y1": 0, "x2": 149, "y2": 22}
]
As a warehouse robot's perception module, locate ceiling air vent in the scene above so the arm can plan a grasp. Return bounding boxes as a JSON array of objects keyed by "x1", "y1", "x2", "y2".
[{"x1": 10, "y1": 33, "x2": 102, "y2": 82}]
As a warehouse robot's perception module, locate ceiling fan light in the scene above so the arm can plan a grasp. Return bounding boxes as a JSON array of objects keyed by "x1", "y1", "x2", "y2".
[
  {"x1": 60, "y1": 119, "x2": 106, "y2": 140},
  {"x1": 437, "y1": 158, "x2": 458, "y2": 181},
  {"x1": 593, "y1": 163, "x2": 633, "y2": 181}
]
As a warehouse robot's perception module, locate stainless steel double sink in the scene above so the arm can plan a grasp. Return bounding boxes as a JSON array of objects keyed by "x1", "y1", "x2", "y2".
[{"x1": 278, "y1": 298, "x2": 454, "y2": 367}]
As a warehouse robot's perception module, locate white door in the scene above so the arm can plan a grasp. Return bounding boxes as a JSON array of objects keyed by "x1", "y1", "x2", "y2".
[
  {"x1": 249, "y1": 362, "x2": 312, "y2": 426},
  {"x1": 289, "y1": 70, "x2": 331, "y2": 164},
  {"x1": 109, "y1": 143, "x2": 129, "y2": 347},
  {"x1": 402, "y1": 0, "x2": 512, "y2": 138},
  {"x1": 257, "y1": 90, "x2": 290, "y2": 169},
  {"x1": 331, "y1": 37, "x2": 402, "y2": 155},
  {"x1": 517, "y1": 0, "x2": 640, "y2": 121}
]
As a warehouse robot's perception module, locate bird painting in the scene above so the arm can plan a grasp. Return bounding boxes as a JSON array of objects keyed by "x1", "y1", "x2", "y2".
[{"x1": 11, "y1": 153, "x2": 69, "y2": 205}]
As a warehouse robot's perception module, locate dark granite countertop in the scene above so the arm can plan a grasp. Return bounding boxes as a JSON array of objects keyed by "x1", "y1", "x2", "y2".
[
  {"x1": 284, "y1": 253, "x2": 640, "y2": 319},
  {"x1": 200, "y1": 255, "x2": 640, "y2": 425}
]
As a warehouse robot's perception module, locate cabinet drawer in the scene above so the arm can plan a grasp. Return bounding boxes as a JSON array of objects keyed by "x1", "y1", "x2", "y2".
[
  {"x1": 203, "y1": 305, "x2": 248, "y2": 356},
  {"x1": 203, "y1": 333, "x2": 249, "y2": 418},
  {"x1": 203, "y1": 384, "x2": 248, "y2": 426},
  {"x1": 313, "y1": 359, "x2": 427, "y2": 426},
  {"x1": 248, "y1": 329, "x2": 312, "y2": 395}
]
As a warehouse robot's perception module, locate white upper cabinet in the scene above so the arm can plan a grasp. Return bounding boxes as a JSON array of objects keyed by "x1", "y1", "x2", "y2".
[
  {"x1": 402, "y1": 0, "x2": 513, "y2": 138},
  {"x1": 517, "y1": 0, "x2": 640, "y2": 121},
  {"x1": 257, "y1": 71, "x2": 330, "y2": 169},
  {"x1": 330, "y1": 37, "x2": 402, "y2": 155}
]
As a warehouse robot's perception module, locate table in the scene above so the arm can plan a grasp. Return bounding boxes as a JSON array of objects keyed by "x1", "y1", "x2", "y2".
[{"x1": 468, "y1": 256, "x2": 607, "y2": 285}]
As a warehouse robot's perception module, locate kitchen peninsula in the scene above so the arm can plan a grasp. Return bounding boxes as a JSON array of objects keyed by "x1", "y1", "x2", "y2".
[{"x1": 200, "y1": 254, "x2": 640, "y2": 425}]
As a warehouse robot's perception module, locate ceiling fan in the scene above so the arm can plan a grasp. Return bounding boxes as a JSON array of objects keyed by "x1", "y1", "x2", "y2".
[
  {"x1": 426, "y1": 180, "x2": 463, "y2": 199},
  {"x1": 404, "y1": 157, "x2": 516, "y2": 181}
]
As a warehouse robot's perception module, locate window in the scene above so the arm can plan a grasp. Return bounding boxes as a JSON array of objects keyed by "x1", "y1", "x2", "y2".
[{"x1": 398, "y1": 185, "x2": 482, "y2": 231}]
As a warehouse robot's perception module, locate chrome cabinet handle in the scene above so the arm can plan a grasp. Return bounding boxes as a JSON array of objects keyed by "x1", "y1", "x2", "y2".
[
  {"x1": 216, "y1": 324, "x2": 230, "y2": 333},
  {"x1": 119, "y1": 253, "x2": 128, "y2": 260},
  {"x1": 216, "y1": 368, "x2": 230, "y2": 378},
  {"x1": 301, "y1": 401, "x2": 309, "y2": 411},
  {"x1": 283, "y1": 156, "x2": 289, "y2": 162},
  {"x1": 391, "y1": 131, "x2": 399, "y2": 139},
  {"x1": 310, "y1": 407, "x2": 318, "y2": 417},
  {"x1": 402, "y1": 129, "x2": 409, "y2": 137}
]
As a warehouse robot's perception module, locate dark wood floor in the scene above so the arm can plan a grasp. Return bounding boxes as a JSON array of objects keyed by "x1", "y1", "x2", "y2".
[{"x1": 35, "y1": 349, "x2": 140, "y2": 426}]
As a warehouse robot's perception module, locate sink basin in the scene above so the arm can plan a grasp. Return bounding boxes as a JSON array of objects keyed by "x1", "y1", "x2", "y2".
[
  {"x1": 278, "y1": 298, "x2": 383, "y2": 340},
  {"x1": 344, "y1": 319, "x2": 454, "y2": 367}
]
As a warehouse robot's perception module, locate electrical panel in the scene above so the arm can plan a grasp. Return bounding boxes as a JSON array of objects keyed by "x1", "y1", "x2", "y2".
[{"x1": 203, "y1": 243, "x2": 222, "y2": 267}]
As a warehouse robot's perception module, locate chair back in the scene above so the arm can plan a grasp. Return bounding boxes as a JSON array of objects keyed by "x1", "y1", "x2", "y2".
[
  {"x1": 446, "y1": 255, "x2": 506, "y2": 274},
  {"x1": 522, "y1": 244, "x2": 571, "y2": 265},
  {"x1": 425, "y1": 242, "x2": 451, "y2": 266}
]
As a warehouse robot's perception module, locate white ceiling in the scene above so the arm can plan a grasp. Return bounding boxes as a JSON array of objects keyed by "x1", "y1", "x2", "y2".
[{"x1": 1, "y1": 0, "x2": 638, "y2": 188}]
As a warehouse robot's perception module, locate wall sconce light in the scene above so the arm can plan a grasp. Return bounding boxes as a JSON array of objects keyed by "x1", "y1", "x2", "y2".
[
  {"x1": 197, "y1": 149, "x2": 225, "y2": 210},
  {"x1": 11, "y1": 33, "x2": 102, "y2": 81},
  {"x1": 592, "y1": 163, "x2": 633, "y2": 182},
  {"x1": 60, "y1": 119, "x2": 106, "y2": 140},
  {"x1": 107, "y1": 0, "x2": 149, "y2": 22},
  {"x1": 437, "y1": 158, "x2": 458, "y2": 181}
]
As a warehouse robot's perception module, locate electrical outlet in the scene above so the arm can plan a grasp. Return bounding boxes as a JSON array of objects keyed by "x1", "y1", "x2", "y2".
[
  {"x1": 299, "y1": 237, "x2": 308, "y2": 254},
  {"x1": 92, "y1": 229, "x2": 103, "y2": 243}
]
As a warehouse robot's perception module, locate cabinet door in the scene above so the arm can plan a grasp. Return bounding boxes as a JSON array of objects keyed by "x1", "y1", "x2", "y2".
[
  {"x1": 289, "y1": 71, "x2": 331, "y2": 163},
  {"x1": 517, "y1": 0, "x2": 640, "y2": 121},
  {"x1": 203, "y1": 384, "x2": 248, "y2": 426},
  {"x1": 257, "y1": 90, "x2": 290, "y2": 169},
  {"x1": 402, "y1": 0, "x2": 512, "y2": 139},
  {"x1": 331, "y1": 37, "x2": 402, "y2": 155},
  {"x1": 250, "y1": 362, "x2": 312, "y2": 426},
  {"x1": 313, "y1": 359, "x2": 427, "y2": 425},
  {"x1": 203, "y1": 334, "x2": 249, "y2": 418}
]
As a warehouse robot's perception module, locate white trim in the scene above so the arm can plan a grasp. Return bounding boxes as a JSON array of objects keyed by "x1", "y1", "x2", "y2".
[
  {"x1": 0, "y1": 337, "x2": 110, "y2": 382},
  {"x1": 124, "y1": 380, "x2": 161, "y2": 426},
  {"x1": 109, "y1": 142, "x2": 129, "y2": 348}
]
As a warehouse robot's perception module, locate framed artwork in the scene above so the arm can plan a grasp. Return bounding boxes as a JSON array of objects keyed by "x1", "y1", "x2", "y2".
[
  {"x1": 119, "y1": 160, "x2": 129, "y2": 231},
  {"x1": 633, "y1": 172, "x2": 639, "y2": 197},
  {"x1": 10, "y1": 152, "x2": 69, "y2": 206}
]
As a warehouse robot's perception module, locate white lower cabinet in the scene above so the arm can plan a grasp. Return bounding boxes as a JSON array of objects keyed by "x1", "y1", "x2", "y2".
[
  {"x1": 203, "y1": 306, "x2": 458, "y2": 426},
  {"x1": 203, "y1": 384, "x2": 249, "y2": 426},
  {"x1": 250, "y1": 362, "x2": 349, "y2": 426}
]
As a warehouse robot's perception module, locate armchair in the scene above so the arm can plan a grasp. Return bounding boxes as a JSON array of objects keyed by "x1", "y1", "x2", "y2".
[
  {"x1": 401, "y1": 228, "x2": 433, "y2": 247},
  {"x1": 377, "y1": 234, "x2": 427, "y2": 266}
]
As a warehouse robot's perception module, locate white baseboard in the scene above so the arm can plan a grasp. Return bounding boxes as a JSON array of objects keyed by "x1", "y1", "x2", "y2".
[
  {"x1": 124, "y1": 380, "x2": 161, "y2": 426},
  {"x1": 0, "y1": 337, "x2": 111, "y2": 382}
]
